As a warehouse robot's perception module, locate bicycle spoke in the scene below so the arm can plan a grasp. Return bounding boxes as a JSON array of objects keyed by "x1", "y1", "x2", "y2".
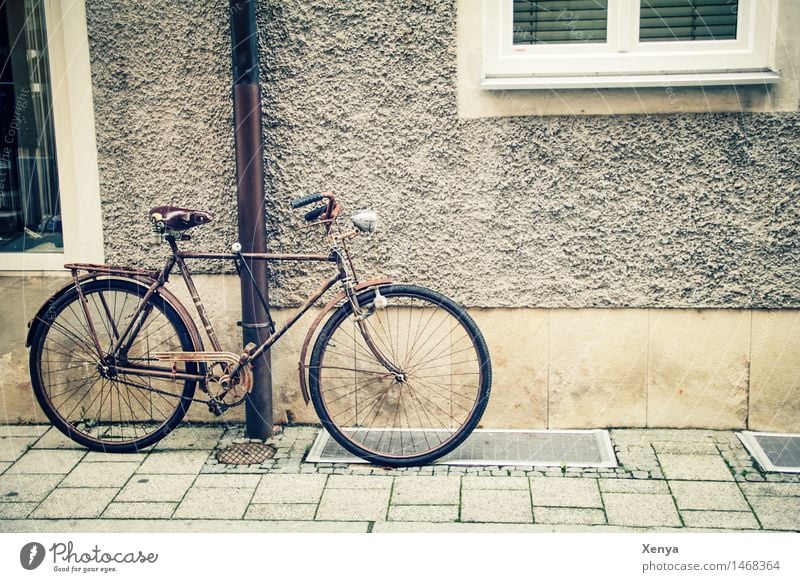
[
  {"x1": 34, "y1": 282, "x2": 195, "y2": 449},
  {"x1": 314, "y1": 286, "x2": 489, "y2": 464},
  {"x1": 407, "y1": 375, "x2": 475, "y2": 413},
  {"x1": 321, "y1": 374, "x2": 393, "y2": 406},
  {"x1": 406, "y1": 332, "x2": 473, "y2": 374}
]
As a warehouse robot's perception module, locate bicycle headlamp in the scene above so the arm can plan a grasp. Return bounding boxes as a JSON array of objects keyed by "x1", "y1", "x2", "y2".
[{"x1": 351, "y1": 210, "x2": 378, "y2": 233}]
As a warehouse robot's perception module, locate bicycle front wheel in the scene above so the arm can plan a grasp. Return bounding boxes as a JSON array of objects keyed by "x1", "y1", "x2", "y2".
[
  {"x1": 309, "y1": 284, "x2": 491, "y2": 467},
  {"x1": 28, "y1": 278, "x2": 199, "y2": 452}
]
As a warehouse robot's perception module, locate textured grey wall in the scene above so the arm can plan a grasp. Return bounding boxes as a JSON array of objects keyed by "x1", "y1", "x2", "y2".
[{"x1": 86, "y1": 0, "x2": 800, "y2": 308}]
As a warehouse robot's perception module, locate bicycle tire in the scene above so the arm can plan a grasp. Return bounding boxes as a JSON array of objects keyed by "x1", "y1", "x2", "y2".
[
  {"x1": 309, "y1": 284, "x2": 491, "y2": 467},
  {"x1": 29, "y1": 278, "x2": 199, "y2": 452}
]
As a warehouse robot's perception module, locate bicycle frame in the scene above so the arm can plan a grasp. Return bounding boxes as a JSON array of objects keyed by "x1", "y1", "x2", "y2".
[{"x1": 61, "y1": 234, "x2": 393, "y2": 404}]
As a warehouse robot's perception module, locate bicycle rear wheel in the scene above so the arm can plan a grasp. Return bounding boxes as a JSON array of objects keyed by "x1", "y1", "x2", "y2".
[
  {"x1": 309, "y1": 284, "x2": 491, "y2": 467},
  {"x1": 28, "y1": 278, "x2": 199, "y2": 452}
]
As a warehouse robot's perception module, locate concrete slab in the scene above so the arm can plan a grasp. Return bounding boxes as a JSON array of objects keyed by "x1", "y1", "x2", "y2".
[
  {"x1": 461, "y1": 489, "x2": 533, "y2": 523},
  {"x1": 0, "y1": 519, "x2": 370, "y2": 533},
  {"x1": 651, "y1": 442, "x2": 720, "y2": 455},
  {"x1": 31, "y1": 428, "x2": 86, "y2": 449},
  {"x1": 0, "y1": 425, "x2": 49, "y2": 437},
  {"x1": 6, "y1": 449, "x2": 85, "y2": 474},
  {"x1": 391, "y1": 476, "x2": 460, "y2": 505},
  {"x1": 598, "y1": 479, "x2": 669, "y2": 494},
  {"x1": 245, "y1": 504, "x2": 317, "y2": 521},
  {"x1": 0, "y1": 462, "x2": 10, "y2": 474},
  {"x1": 0, "y1": 474, "x2": 64, "y2": 502},
  {"x1": 739, "y1": 482, "x2": 800, "y2": 497},
  {"x1": 530, "y1": 477, "x2": 602, "y2": 508},
  {"x1": 680, "y1": 510, "x2": 760, "y2": 530},
  {"x1": 135, "y1": 450, "x2": 210, "y2": 474},
  {"x1": 326, "y1": 475, "x2": 393, "y2": 489},
  {"x1": 462, "y1": 476, "x2": 529, "y2": 490},
  {"x1": 372, "y1": 522, "x2": 643, "y2": 533},
  {"x1": 748, "y1": 497, "x2": 800, "y2": 531},
  {"x1": 388, "y1": 505, "x2": 458, "y2": 522},
  {"x1": 534, "y1": 507, "x2": 606, "y2": 525},
  {"x1": 0, "y1": 437, "x2": 37, "y2": 461},
  {"x1": 60, "y1": 462, "x2": 140, "y2": 488},
  {"x1": 603, "y1": 493, "x2": 681, "y2": 527},
  {"x1": 83, "y1": 451, "x2": 148, "y2": 463},
  {"x1": 192, "y1": 474, "x2": 261, "y2": 489},
  {"x1": 32, "y1": 487, "x2": 118, "y2": 519},
  {"x1": 115, "y1": 474, "x2": 196, "y2": 502},
  {"x1": 102, "y1": 502, "x2": 177, "y2": 519},
  {"x1": 154, "y1": 426, "x2": 225, "y2": 450},
  {"x1": 316, "y1": 488, "x2": 391, "y2": 521},
  {"x1": 251, "y1": 474, "x2": 327, "y2": 504},
  {"x1": 174, "y1": 487, "x2": 253, "y2": 519},
  {"x1": 0, "y1": 424, "x2": 795, "y2": 532},
  {"x1": 656, "y1": 454, "x2": 734, "y2": 481},
  {"x1": 0, "y1": 502, "x2": 36, "y2": 519},
  {"x1": 669, "y1": 481, "x2": 750, "y2": 511}
]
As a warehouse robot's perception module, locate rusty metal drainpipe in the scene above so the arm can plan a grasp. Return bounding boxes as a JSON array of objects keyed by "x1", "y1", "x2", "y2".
[{"x1": 230, "y1": 0, "x2": 272, "y2": 439}]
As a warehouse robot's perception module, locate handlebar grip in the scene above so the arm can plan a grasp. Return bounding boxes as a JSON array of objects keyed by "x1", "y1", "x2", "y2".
[
  {"x1": 304, "y1": 205, "x2": 328, "y2": 222},
  {"x1": 291, "y1": 193, "x2": 324, "y2": 209}
]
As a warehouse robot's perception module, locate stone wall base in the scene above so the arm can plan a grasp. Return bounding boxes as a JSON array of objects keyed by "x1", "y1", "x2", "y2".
[{"x1": 3, "y1": 275, "x2": 797, "y2": 432}]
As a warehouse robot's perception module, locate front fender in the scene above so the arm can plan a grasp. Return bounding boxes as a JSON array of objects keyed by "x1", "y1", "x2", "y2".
[{"x1": 297, "y1": 277, "x2": 392, "y2": 405}]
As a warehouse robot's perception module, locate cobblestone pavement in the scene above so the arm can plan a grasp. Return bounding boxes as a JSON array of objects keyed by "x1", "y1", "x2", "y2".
[{"x1": 1, "y1": 424, "x2": 799, "y2": 532}]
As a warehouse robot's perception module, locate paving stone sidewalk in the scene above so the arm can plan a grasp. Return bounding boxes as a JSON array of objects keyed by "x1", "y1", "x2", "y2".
[{"x1": 1, "y1": 424, "x2": 799, "y2": 533}]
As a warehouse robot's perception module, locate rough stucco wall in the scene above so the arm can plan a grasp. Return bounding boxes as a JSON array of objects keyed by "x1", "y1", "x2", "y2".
[
  {"x1": 86, "y1": 0, "x2": 800, "y2": 308},
  {"x1": 85, "y1": 0, "x2": 238, "y2": 263}
]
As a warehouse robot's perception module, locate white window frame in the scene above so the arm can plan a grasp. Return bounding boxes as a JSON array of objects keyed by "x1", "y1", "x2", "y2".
[
  {"x1": 482, "y1": 0, "x2": 780, "y2": 89},
  {"x1": 1, "y1": 0, "x2": 103, "y2": 271}
]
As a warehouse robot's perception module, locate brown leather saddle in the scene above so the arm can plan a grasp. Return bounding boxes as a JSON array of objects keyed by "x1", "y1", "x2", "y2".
[{"x1": 149, "y1": 206, "x2": 213, "y2": 231}]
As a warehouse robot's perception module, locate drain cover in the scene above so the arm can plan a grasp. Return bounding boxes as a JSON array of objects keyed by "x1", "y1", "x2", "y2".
[
  {"x1": 738, "y1": 432, "x2": 800, "y2": 473},
  {"x1": 306, "y1": 429, "x2": 617, "y2": 467},
  {"x1": 216, "y1": 442, "x2": 276, "y2": 465}
]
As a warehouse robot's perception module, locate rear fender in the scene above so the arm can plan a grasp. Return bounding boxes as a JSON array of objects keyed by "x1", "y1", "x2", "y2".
[
  {"x1": 25, "y1": 274, "x2": 205, "y2": 362},
  {"x1": 297, "y1": 277, "x2": 392, "y2": 405}
]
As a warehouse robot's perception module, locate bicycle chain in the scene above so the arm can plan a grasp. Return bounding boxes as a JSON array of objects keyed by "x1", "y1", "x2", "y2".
[
  {"x1": 110, "y1": 374, "x2": 211, "y2": 405},
  {"x1": 116, "y1": 357, "x2": 214, "y2": 405}
]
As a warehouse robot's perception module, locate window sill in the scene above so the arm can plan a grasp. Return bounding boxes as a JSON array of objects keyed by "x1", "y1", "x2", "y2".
[
  {"x1": 481, "y1": 70, "x2": 781, "y2": 90},
  {"x1": 0, "y1": 252, "x2": 67, "y2": 271}
]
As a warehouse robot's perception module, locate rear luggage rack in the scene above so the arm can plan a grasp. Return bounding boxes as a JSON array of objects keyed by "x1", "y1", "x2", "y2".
[{"x1": 64, "y1": 262, "x2": 160, "y2": 279}]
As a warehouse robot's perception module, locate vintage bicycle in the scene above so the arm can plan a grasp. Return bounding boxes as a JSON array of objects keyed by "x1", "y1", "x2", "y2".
[{"x1": 26, "y1": 193, "x2": 491, "y2": 466}]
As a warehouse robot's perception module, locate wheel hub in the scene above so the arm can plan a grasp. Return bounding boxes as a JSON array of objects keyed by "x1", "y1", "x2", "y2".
[{"x1": 96, "y1": 361, "x2": 115, "y2": 379}]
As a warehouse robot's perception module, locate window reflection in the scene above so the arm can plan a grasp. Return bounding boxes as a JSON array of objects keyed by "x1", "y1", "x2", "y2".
[{"x1": 0, "y1": 0, "x2": 61, "y2": 254}]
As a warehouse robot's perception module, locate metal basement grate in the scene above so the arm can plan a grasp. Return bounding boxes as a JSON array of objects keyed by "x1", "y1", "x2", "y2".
[
  {"x1": 738, "y1": 432, "x2": 800, "y2": 473},
  {"x1": 216, "y1": 442, "x2": 276, "y2": 465},
  {"x1": 306, "y1": 429, "x2": 617, "y2": 467}
]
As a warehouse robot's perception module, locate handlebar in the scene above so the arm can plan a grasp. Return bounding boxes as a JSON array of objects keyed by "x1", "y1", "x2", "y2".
[
  {"x1": 290, "y1": 193, "x2": 324, "y2": 209},
  {"x1": 290, "y1": 191, "x2": 342, "y2": 230},
  {"x1": 304, "y1": 205, "x2": 328, "y2": 222}
]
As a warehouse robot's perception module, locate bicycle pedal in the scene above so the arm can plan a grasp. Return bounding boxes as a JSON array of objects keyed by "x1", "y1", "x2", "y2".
[{"x1": 208, "y1": 401, "x2": 229, "y2": 417}]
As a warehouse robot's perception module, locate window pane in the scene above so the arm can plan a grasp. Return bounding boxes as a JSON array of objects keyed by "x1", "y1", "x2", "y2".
[
  {"x1": 513, "y1": 1, "x2": 609, "y2": 45},
  {"x1": 640, "y1": 0, "x2": 739, "y2": 42},
  {"x1": 0, "y1": 0, "x2": 62, "y2": 254}
]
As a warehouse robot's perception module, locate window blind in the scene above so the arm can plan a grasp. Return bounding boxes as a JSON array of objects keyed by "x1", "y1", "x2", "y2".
[
  {"x1": 640, "y1": 0, "x2": 739, "y2": 41},
  {"x1": 513, "y1": 1, "x2": 609, "y2": 44}
]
